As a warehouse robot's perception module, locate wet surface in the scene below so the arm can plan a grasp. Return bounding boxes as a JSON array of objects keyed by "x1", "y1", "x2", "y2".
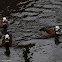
[
  {"x1": 0, "y1": 0, "x2": 62, "y2": 62},
  {"x1": 23, "y1": 44, "x2": 35, "y2": 62}
]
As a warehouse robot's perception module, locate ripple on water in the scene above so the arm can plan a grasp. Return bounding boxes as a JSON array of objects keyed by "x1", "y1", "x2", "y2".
[{"x1": 0, "y1": 0, "x2": 62, "y2": 62}]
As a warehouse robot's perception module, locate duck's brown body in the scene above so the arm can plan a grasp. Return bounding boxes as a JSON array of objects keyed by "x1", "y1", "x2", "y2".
[
  {"x1": 0, "y1": 20, "x2": 9, "y2": 28},
  {"x1": 1, "y1": 36, "x2": 12, "y2": 46},
  {"x1": 40, "y1": 28, "x2": 56, "y2": 38}
]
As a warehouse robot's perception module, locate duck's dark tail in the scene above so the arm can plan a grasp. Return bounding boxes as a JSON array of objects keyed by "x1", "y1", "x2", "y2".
[
  {"x1": 55, "y1": 37, "x2": 62, "y2": 45},
  {"x1": 5, "y1": 42, "x2": 10, "y2": 56}
]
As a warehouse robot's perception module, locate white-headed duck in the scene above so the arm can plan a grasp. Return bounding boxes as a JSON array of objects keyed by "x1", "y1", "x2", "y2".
[
  {"x1": 0, "y1": 17, "x2": 9, "y2": 28},
  {"x1": 54, "y1": 26, "x2": 62, "y2": 45},
  {"x1": 4, "y1": 34, "x2": 10, "y2": 56},
  {"x1": 1, "y1": 33, "x2": 12, "y2": 46},
  {"x1": 39, "y1": 26, "x2": 62, "y2": 45},
  {"x1": 39, "y1": 27, "x2": 55, "y2": 38},
  {"x1": 1, "y1": 33, "x2": 12, "y2": 56}
]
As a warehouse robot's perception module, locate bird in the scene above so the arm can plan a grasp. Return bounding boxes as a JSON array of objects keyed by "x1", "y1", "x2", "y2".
[
  {"x1": 0, "y1": 17, "x2": 9, "y2": 29},
  {"x1": 1, "y1": 33, "x2": 12, "y2": 46},
  {"x1": 1, "y1": 33, "x2": 12, "y2": 56},
  {"x1": 2, "y1": 34, "x2": 10, "y2": 56},
  {"x1": 54, "y1": 26, "x2": 62, "y2": 45},
  {"x1": 39, "y1": 26, "x2": 62, "y2": 45},
  {"x1": 39, "y1": 27, "x2": 55, "y2": 38}
]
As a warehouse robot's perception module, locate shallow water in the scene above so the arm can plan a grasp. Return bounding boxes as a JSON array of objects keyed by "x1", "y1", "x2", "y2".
[{"x1": 0, "y1": 0, "x2": 62, "y2": 62}]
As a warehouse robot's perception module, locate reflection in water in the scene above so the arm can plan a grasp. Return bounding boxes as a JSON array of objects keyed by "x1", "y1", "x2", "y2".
[
  {"x1": 17, "y1": 43, "x2": 35, "y2": 62},
  {"x1": 23, "y1": 47, "x2": 30, "y2": 62},
  {"x1": 23, "y1": 44, "x2": 35, "y2": 62}
]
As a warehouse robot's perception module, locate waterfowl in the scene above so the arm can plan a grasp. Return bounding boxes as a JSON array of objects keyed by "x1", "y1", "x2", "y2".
[
  {"x1": 4, "y1": 34, "x2": 10, "y2": 56},
  {"x1": 54, "y1": 26, "x2": 62, "y2": 45},
  {"x1": 0, "y1": 17, "x2": 9, "y2": 28},
  {"x1": 1, "y1": 34, "x2": 12, "y2": 56},
  {"x1": 39, "y1": 27, "x2": 56, "y2": 38},
  {"x1": 1, "y1": 33, "x2": 12, "y2": 46},
  {"x1": 39, "y1": 26, "x2": 62, "y2": 45}
]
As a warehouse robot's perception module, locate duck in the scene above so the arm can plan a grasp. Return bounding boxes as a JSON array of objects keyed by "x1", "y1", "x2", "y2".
[
  {"x1": 1, "y1": 34, "x2": 12, "y2": 56},
  {"x1": 54, "y1": 26, "x2": 62, "y2": 45},
  {"x1": 1, "y1": 33, "x2": 12, "y2": 46},
  {"x1": 39, "y1": 26, "x2": 62, "y2": 45},
  {"x1": 39, "y1": 27, "x2": 56, "y2": 38},
  {"x1": 0, "y1": 17, "x2": 9, "y2": 29},
  {"x1": 4, "y1": 34, "x2": 10, "y2": 56}
]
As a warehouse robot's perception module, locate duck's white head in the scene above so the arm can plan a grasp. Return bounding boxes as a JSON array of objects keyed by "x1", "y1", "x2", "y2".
[
  {"x1": 5, "y1": 34, "x2": 10, "y2": 39},
  {"x1": 3, "y1": 17, "x2": 7, "y2": 22},
  {"x1": 55, "y1": 26, "x2": 60, "y2": 31}
]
